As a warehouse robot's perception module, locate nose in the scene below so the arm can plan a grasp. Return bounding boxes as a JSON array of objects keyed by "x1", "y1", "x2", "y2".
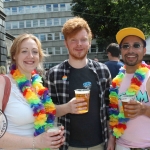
[
  {"x1": 28, "y1": 51, "x2": 34, "y2": 57},
  {"x1": 128, "y1": 45, "x2": 135, "y2": 52},
  {"x1": 77, "y1": 40, "x2": 82, "y2": 45}
]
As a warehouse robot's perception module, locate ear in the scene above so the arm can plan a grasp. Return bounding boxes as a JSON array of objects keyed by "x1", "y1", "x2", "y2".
[
  {"x1": 144, "y1": 47, "x2": 146, "y2": 55},
  {"x1": 64, "y1": 40, "x2": 68, "y2": 49}
]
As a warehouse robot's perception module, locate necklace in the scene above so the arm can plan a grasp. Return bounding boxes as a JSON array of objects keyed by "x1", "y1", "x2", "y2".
[
  {"x1": 10, "y1": 64, "x2": 56, "y2": 136},
  {"x1": 109, "y1": 62, "x2": 150, "y2": 138}
]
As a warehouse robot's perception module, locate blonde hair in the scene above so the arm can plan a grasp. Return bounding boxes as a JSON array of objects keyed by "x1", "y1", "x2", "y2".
[
  {"x1": 0, "y1": 66, "x2": 6, "y2": 74},
  {"x1": 10, "y1": 33, "x2": 45, "y2": 68},
  {"x1": 62, "y1": 17, "x2": 92, "y2": 41}
]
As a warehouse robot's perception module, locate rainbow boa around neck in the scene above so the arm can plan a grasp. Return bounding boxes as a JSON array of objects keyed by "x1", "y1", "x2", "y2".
[
  {"x1": 10, "y1": 64, "x2": 56, "y2": 137},
  {"x1": 109, "y1": 62, "x2": 150, "y2": 138}
]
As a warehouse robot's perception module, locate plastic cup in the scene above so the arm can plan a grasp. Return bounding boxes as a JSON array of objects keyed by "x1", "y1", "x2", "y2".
[
  {"x1": 74, "y1": 89, "x2": 90, "y2": 114},
  {"x1": 46, "y1": 122, "x2": 62, "y2": 133},
  {"x1": 121, "y1": 95, "x2": 136, "y2": 118}
]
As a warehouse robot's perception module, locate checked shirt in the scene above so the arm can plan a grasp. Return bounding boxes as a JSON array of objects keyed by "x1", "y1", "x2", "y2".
[{"x1": 45, "y1": 59, "x2": 111, "y2": 150}]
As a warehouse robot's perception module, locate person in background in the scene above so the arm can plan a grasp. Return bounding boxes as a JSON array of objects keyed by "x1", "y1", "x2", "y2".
[
  {"x1": 105, "y1": 43, "x2": 124, "y2": 80},
  {"x1": 45, "y1": 17, "x2": 111, "y2": 150},
  {"x1": 0, "y1": 33, "x2": 65, "y2": 149},
  {"x1": 36, "y1": 68, "x2": 45, "y2": 85},
  {"x1": 0, "y1": 66, "x2": 6, "y2": 74},
  {"x1": 107, "y1": 27, "x2": 150, "y2": 150},
  {"x1": 93, "y1": 56, "x2": 99, "y2": 62}
]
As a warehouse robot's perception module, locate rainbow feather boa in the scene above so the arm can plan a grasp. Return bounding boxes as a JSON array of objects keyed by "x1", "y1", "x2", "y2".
[
  {"x1": 10, "y1": 64, "x2": 56, "y2": 137},
  {"x1": 109, "y1": 62, "x2": 150, "y2": 138}
]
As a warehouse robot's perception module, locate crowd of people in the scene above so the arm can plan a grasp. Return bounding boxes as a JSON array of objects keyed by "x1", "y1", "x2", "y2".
[{"x1": 0, "y1": 16, "x2": 150, "y2": 150}]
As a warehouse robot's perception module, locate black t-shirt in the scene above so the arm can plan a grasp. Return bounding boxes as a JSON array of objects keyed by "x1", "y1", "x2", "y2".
[{"x1": 69, "y1": 65, "x2": 103, "y2": 148}]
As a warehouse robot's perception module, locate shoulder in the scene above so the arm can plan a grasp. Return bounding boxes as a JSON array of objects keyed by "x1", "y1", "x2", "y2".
[
  {"x1": 50, "y1": 61, "x2": 67, "y2": 72},
  {"x1": 0, "y1": 75, "x2": 5, "y2": 85},
  {"x1": 88, "y1": 59, "x2": 110, "y2": 74},
  {"x1": 118, "y1": 61, "x2": 124, "y2": 65}
]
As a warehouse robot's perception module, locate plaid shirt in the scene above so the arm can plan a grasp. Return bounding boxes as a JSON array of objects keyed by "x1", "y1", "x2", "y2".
[{"x1": 45, "y1": 59, "x2": 111, "y2": 150}]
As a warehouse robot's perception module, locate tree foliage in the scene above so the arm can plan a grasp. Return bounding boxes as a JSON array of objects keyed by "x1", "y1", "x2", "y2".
[{"x1": 71, "y1": 0, "x2": 150, "y2": 51}]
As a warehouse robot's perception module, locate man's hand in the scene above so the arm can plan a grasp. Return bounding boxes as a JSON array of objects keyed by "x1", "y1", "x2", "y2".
[
  {"x1": 124, "y1": 100, "x2": 147, "y2": 118},
  {"x1": 67, "y1": 97, "x2": 87, "y2": 114}
]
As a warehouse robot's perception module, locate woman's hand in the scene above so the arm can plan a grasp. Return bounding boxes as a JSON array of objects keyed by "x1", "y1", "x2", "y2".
[{"x1": 35, "y1": 126, "x2": 65, "y2": 149}]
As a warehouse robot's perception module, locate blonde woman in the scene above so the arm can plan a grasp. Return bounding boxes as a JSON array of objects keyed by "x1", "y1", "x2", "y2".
[{"x1": 0, "y1": 66, "x2": 6, "y2": 74}]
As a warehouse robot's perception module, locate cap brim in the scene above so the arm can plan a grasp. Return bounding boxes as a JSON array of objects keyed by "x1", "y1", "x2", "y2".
[{"x1": 116, "y1": 27, "x2": 145, "y2": 44}]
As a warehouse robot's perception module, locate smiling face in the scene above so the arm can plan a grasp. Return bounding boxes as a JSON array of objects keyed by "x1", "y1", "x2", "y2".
[
  {"x1": 14, "y1": 38, "x2": 39, "y2": 77},
  {"x1": 120, "y1": 35, "x2": 146, "y2": 67},
  {"x1": 65, "y1": 29, "x2": 91, "y2": 60}
]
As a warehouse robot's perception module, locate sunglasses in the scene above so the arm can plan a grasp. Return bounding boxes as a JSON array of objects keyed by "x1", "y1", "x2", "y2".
[{"x1": 121, "y1": 43, "x2": 143, "y2": 50}]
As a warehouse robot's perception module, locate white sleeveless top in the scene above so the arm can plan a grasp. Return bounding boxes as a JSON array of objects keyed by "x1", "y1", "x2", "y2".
[{"x1": 4, "y1": 75, "x2": 34, "y2": 137}]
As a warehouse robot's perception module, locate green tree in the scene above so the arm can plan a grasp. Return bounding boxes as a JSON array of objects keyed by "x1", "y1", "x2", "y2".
[{"x1": 71, "y1": 0, "x2": 150, "y2": 51}]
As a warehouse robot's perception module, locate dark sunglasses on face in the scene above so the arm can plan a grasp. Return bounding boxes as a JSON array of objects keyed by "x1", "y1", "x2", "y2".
[{"x1": 121, "y1": 43, "x2": 143, "y2": 50}]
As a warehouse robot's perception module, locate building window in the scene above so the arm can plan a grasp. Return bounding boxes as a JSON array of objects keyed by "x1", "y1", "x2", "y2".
[
  {"x1": 47, "y1": 47, "x2": 54, "y2": 54},
  {"x1": 60, "y1": 18, "x2": 66, "y2": 25},
  {"x1": 12, "y1": 7, "x2": 17, "y2": 14},
  {"x1": 39, "y1": 19, "x2": 45, "y2": 27},
  {"x1": 47, "y1": 19, "x2": 52, "y2": 26},
  {"x1": 60, "y1": 4, "x2": 66, "y2": 11},
  {"x1": 40, "y1": 34, "x2": 46, "y2": 41},
  {"x1": 19, "y1": 21, "x2": 24, "y2": 28},
  {"x1": 32, "y1": 5, "x2": 38, "y2": 13},
  {"x1": 46, "y1": 4, "x2": 51, "y2": 12},
  {"x1": 55, "y1": 47, "x2": 61, "y2": 54},
  {"x1": 25, "y1": 6, "x2": 31, "y2": 13},
  {"x1": 61, "y1": 33, "x2": 64, "y2": 40},
  {"x1": 47, "y1": 33, "x2": 53, "y2": 41},
  {"x1": 53, "y1": 18, "x2": 59, "y2": 26},
  {"x1": 12, "y1": 21, "x2": 18, "y2": 29},
  {"x1": 54, "y1": 33, "x2": 60, "y2": 40},
  {"x1": 18, "y1": 6, "x2": 24, "y2": 14},
  {"x1": 90, "y1": 45, "x2": 97, "y2": 52},
  {"x1": 26, "y1": 20, "x2": 32, "y2": 28},
  {"x1": 53, "y1": 4, "x2": 58, "y2": 11},
  {"x1": 33, "y1": 34, "x2": 39, "y2": 38},
  {"x1": 66, "y1": 3, "x2": 71, "y2": 11},
  {"x1": 5, "y1": 8, "x2": 11, "y2": 15},
  {"x1": 39, "y1": 5, "x2": 45, "y2": 12},
  {"x1": 6, "y1": 22, "x2": 11, "y2": 30},
  {"x1": 62, "y1": 47, "x2": 68, "y2": 54},
  {"x1": 33, "y1": 20, "x2": 38, "y2": 27}
]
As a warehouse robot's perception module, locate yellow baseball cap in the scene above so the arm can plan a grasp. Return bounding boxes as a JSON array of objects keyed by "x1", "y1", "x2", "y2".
[{"x1": 116, "y1": 27, "x2": 145, "y2": 44}]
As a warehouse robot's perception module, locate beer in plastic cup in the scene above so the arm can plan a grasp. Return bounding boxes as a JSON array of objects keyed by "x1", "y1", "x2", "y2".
[
  {"x1": 74, "y1": 89, "x2": 90, "y2": 114},
  {"x1": 47, "y1": 122, "x2": 62, "y2": 133},
  {"x1": 121, "y1": 95, "x2": 136, "y2": 118}
]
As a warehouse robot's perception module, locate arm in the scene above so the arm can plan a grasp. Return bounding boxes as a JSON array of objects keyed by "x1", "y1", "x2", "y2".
[
  {"x1": 107, "y1": 133, "x2": 116, "y2": 150},
  {"x1": 46, "y1": 69, "x2": 86, "y2": 117},
  {"x1": 124, "y1": 76, "x2": 150, "y2": 118},
  {"x1": 0, "y1": 129, "x2": 65, "y2": 149},
  {"x1": 55, "y1": 98, "x2": 87, "y2": 117},
  {"x1": 0, "y1": 76, "x2": 5, "y2": 110}
]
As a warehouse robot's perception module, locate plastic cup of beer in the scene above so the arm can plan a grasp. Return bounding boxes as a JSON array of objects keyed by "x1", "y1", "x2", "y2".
[
  {"x1": 121, "y1": 95, "x2": 136, "y2": 118},
  {"x1": 46, "y1": 122, "x2": 62, "y2": 133},
  {"x1": 74, "y1": 89, "x2": 90, "y2": 114}
]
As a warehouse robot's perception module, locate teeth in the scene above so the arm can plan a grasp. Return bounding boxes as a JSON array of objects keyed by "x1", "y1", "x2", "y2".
[
  {"x1": 128, "y1": 56, "x2": 135, "y2": 57},
  {"x1": 25, "y1": 62, "x2": 33, "y2": 64}
]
